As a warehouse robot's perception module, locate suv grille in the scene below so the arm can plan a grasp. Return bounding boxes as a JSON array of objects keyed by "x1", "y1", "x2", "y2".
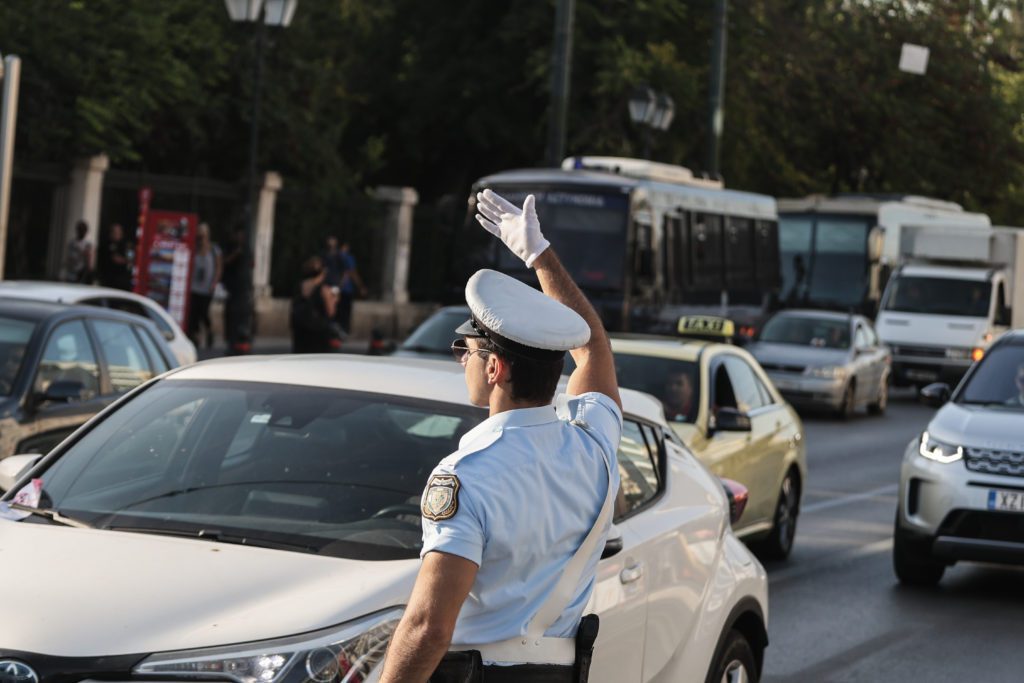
[
  {"x1": 938, "y1": 509, "x2": 1024, "y2": 545},
  {"x1": 964, "y1": 446, "x2": 1024, "y2": 478},
  {"x1": 891, "y1": 344, "x2": 947, "y2": 358}
]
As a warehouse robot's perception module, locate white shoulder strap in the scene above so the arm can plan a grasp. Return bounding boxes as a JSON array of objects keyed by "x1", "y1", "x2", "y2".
[{"x1": 526, "y1": 428, "x2": 615, "y2": 640}]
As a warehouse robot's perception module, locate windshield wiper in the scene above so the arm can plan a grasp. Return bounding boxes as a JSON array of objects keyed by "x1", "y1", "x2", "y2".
[
  {"x1": 6, "y1": 503, "x2": 93, "y2": 529},
  {"x1": 105, "y1": 524, "x2": 320, "y2": 552}
]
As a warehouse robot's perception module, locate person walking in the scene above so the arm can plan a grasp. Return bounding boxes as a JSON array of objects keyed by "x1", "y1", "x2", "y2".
[
  {"x1": 63, "y1": 220, "x2": 94, "y2": 284},
  {"x1": 379, "y1": 189, "x2": 622, "y2": 683},
  {"x1": 189, "y1": 223, "x2": 222, "y2": 349},
  {"x1": 221, "y1": 228, "x2": 253, "y2": 355},
  {"x1": 337, "y1": 241, "x2": 366, "y2": 335},
  {"x1": 97, "y1": 223, "x2": 133, "y2": 291},
  {"x1": 290, "y1": 255, "x2": 341, "y2": 353}
]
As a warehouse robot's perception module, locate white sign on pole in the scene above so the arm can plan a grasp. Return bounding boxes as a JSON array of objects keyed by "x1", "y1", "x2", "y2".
[{"x1": 899, "y1": 43, "x2": 929, "y2": 75}]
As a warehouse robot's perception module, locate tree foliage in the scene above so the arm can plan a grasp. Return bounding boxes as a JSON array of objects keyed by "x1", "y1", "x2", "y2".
[{"x1": 3, "y1": 0, "x2": 1024, "y2": 222}]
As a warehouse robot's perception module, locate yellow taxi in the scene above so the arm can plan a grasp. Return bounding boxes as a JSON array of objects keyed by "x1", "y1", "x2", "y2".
[{"x1": 610, "y1": 316, "x2": 807, "y2": 559}]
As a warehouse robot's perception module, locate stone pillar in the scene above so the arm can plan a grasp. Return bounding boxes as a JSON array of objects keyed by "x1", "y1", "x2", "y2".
[
  {"x1": 253, "y1": 171, "x2": 283, "y2": 300},
  {"x1": 50, "y1": 154, "x2": 108, "y2": 279},
  {"x1": 372, "y1": 186, "x2": 418, "y2": 303}
]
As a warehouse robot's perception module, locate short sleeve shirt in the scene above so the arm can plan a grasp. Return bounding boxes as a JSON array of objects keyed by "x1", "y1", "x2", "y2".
[{"x1": 420, "y1": 391, "x2": 622, "y2": 645}]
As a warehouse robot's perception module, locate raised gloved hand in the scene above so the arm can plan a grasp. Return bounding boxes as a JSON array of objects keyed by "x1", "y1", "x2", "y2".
[{"x1": 475, "y1": 189, "x2": 551, "y2": 268}]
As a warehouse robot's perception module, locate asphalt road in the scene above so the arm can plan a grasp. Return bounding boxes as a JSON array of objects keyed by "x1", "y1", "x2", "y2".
[{"x1": 759, "y1": 394, "x2": 1024, "y2": 682}]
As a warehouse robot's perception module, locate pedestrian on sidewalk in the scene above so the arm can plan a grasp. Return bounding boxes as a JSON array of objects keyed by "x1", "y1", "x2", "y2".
[
  {"x1": 98, "y1": 223, "x2": 133, "y2": 291},
  {"x1": 337, "y1": 241, "x2": 367, "y2": 336},
  {"x1": 63, "y1": 220, "x2": 94, "y2": 284},
  {"x1": 189, "y1": 222, "x2": 222, "y2": 349},
  {"x1": 221, "y1": 228, "x2": 253, "y2": 354},
  {"x1": 290, "y1": 255, "x2": 342, "y2": 353}
]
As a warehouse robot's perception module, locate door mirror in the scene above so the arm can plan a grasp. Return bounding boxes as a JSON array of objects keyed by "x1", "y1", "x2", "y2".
[
  {"x1": 0, "y1": 453, "x2": 43, "y2": 493},
  {"x1": 712, "y1": 407, "x2": 752, "y2": 433},
  {"x1": 602, "y1": 525, "x2": 624, "y2": 559},
  {"x1": 39, "y1": 380, "x2": 87, "y2": 404},
  {"x1": 919, "y1": 382, "x2": 951, "y2": 407},
  {"x1": 720, "y1": 478, "x2": 749, "y2": 526}
]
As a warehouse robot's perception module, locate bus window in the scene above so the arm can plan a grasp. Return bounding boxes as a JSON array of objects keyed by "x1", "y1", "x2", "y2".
[
  {"x1": 754, "y1": 220, "x2": 781, "y2": 290},
  {"x1": 725, "y1": 217, "x2": 755, "y2": 290},
  {"x1": 633, "y1": 217, "x2": 654, "y2": 285},
  {"x1": 807, "y1": 216, "x2": 870, "y2": 309},
  {"x1": 779, "y1": 214, "x2": 813, "y2": 306},
  {"x1": 690, "y1": 213, "x2": 724, "y2": 290}
]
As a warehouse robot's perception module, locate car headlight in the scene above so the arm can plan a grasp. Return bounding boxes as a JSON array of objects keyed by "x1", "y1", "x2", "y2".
[
  {"x1": 918, "y1": 431, "x2": 963, "y2": 464},
  {"x1": 133, "y1": 607, "x2": 402, "y2": 683},
  {"x1": 805, "y1": 365, "x2": 847, "y2": 379}
]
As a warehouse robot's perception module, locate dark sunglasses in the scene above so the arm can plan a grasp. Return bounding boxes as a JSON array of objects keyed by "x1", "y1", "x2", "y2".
[{"x1": 451, "y1": 339, "x2": 492, "y2": 365}]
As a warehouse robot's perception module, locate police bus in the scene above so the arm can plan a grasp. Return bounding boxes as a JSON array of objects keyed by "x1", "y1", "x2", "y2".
[{"x1": 454, "y1": 156, "x2": 781, "y2": 336}]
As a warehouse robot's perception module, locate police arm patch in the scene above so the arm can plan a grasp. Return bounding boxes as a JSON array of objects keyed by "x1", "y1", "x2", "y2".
[{"x1": 422, "y1": 474, "x2": 461, "y2": 521}]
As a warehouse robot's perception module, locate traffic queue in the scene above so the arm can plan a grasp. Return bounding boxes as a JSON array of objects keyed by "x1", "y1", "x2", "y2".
[{"x1": 0, "y1": 179, "x2": 1021, "y2": 683}]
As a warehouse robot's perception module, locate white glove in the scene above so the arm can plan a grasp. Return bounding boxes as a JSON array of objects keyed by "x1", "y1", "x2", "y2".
[{"x1": 475, "y1": 189, "x2": 551, "y2": 268}]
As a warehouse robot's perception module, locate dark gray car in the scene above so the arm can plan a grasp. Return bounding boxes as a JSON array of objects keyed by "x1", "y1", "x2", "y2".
[{"x1": 747, "y1": 310, "x2": 891, "y2": 418}]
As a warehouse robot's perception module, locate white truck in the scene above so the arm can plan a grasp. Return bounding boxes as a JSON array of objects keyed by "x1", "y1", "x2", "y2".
[{"x1": 876, "y1": 225, "x2": 1024, "y2": 387}]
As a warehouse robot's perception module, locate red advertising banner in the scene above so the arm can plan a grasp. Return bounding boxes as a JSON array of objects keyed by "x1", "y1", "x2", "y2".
[{"x1": 135, "y1": 210, "x2": 197, "y2": 330}]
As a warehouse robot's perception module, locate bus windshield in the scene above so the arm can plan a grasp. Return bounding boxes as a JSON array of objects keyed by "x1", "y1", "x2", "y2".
[
  {"x1": 779, "y1": 213, "x2": 871, "y2": 310},
  {"x1": 490, "y1": 189, "x2": 629, "y2": 290}
]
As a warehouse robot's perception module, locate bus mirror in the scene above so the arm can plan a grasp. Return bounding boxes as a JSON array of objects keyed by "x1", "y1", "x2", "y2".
[{"x1": 868, "y1": 226, "x2": 885, "y2": 262}]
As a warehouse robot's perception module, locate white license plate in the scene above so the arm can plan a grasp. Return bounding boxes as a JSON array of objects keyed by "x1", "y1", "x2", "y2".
[
  {"x1": 988, "y1": 489, "x2": 1024, "y2": 513},
  {"x1": 906, "y1": 369, "x2": 938, "y2": 381}
]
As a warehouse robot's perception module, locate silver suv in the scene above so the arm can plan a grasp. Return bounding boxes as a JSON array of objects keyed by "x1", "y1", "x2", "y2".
[{"x1": 894, "y1": 330, "x2": 1024, "y2": 585}]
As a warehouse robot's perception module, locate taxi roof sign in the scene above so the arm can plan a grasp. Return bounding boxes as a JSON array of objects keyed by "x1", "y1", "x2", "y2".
[{"x1": 677, "y1": 316, "x2": 735, "y2": 339}]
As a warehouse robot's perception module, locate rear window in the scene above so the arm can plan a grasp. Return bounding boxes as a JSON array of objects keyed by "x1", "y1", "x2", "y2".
[{"x1": 760, "y1": 315, "x2": 851, "y2": 350}]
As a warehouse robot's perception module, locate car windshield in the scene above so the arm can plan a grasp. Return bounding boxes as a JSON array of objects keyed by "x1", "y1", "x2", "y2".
[
  {"x1": 759, "y1": 315, "x2": 851, "y2": 350},
  {"x1": 0, "y1": 316, "x2": 36, "y2": 395},
  {"x1": 613, "y1": 353, "x2": 699, "y2": 424},
  {"x1": 958, "y1": 344, "x2": 1024, "y2": 410},
  {"x1": 400, "y1": 309, "x2": 468, "y2": 355},
  {"x1": 18, "y1": 379, "x2": 484, "y2": 559},
  {"x1": 882, "y1": 276, "x2": 991, "y2": 317}
]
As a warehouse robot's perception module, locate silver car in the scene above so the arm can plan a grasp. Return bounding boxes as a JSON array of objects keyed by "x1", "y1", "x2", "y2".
[
  {"x1": 894, "y1": 330, "x2": 1024, "y2": 585},
  {"x1": 747, "y1": 310, "x2": 891, "y2": 418}
]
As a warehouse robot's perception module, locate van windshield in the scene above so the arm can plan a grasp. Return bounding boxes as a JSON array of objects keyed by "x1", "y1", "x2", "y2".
[{"x1": 882, "y1": 276, "x2": 991, "y2": 317}]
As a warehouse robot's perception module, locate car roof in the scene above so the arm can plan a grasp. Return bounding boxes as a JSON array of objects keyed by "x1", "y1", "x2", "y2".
[
  {"x1": 0, "y1": 298, "x2": 160, "y2": 327},
  {"x1": 609, "y1": 337, "x2": 707, "y2": 362},
  {"x1": 167, "y1": 355, "x2": 666, "y2": 425},
  {"x1": 0, "y1": 280, "x2": 151, "y2": 304},
  {"x1": 769, "y1": 309, "x2": 856, "y2": 323}
]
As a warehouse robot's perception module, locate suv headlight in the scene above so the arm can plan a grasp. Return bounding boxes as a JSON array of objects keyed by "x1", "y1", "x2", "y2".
[
  {"x1": 918, "y1": 431, "x2": 963, "y2": 464},
  {"x1": 805, "y1": 365, "x2": 847, "y2": 379},
  {"x1": 133, "y1": 607, "x2": 402, "y2": 683}
]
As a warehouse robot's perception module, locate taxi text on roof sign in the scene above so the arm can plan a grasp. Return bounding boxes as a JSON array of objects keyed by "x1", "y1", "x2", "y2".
[{"x1": 677, "y1": 316, "x2": 735, "y2": 338}]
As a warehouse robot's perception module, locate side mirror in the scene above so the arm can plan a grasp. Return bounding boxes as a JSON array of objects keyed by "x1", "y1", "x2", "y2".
[
  {"x1": 712, "y1": 407, "x2": 752, "y2": 433},
  {"x1": 602, "y1": 525, "x2": 624, "y2": 559},
  {"x1": 0, "y1": 453, "x2": 43, "y2": 493},
  {"x1": 720, "y1": 478, "x2": 749, "y2": 526},
  {"x1": 919, "y1": 382, "x2": 951, "y2": 407},
  {"x1": 39, "y1": 380, "x2": 86, "y2": 404}
]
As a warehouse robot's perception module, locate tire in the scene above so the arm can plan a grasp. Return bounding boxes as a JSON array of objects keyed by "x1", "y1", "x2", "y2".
[
  {"x1": 706, "y1": 629, "x2": 758, "y2": 683},
  {"x1": 893, "y1": 517, "x2": 945, "y2": 586},
  {"x1": 835, "y1": 381, "x2": 856, "y2": 420},
  {"x1": 758, "y1": 469, "x2": 800, "y2": 561},
  {"x1": 867, "y1": 374, "x2": 889, "y2": 416}
]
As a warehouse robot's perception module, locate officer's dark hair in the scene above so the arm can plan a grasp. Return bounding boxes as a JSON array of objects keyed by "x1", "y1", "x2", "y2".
[{"x1": 476, "y1": 338, "x2": 564, "y2": 404}]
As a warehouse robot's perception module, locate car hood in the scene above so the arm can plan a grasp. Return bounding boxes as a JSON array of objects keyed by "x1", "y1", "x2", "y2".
[
  {"x1": 876, "y1": 312, "x2": 987, "y2": 348},
  {"x1": 928, "y1": 403, "x2": 1024, "y2": 451},
  {"x1": 747, "y1": 342, "x2": 849, "y2": 369},
  {"x1": 0, "y1": 521, "x2": 417, "y2": 657}
]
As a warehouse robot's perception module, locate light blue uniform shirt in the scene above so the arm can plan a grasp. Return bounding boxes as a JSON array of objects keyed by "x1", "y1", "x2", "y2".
[{"x1": 420, "y1": 391, "x2": 622, "y2": 645}]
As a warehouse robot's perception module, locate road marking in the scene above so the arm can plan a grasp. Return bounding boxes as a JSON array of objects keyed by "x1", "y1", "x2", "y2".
[
  {"x1": 770, "y1": 537, "x2": 893, "y2": 585},
  {"x1": 802, "y1": 484, "x2": 898, "y2": 513}
]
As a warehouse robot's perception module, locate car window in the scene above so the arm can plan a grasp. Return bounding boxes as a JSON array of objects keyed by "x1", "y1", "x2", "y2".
[
  {"x1": 401, "y1": 309, "x2": 469, "y2": 355},
  {"x1": 34, "y1": 320, "x2": 100, "y2": 400},
  {"x1": 711, "y1": 362, "x2": 738, "y2": 414},
  {"x1": 92, "y1": 320, "x2": 156, "y2": 393},
  {"x1": 0, "y1": 316, "x2": 36, "y2": 396},
  {"x1": 760, "y1": 314, "x2": 851, "y2": 349},
  {"x1": 958, "y1": 344, "x2": 1024, "y2": 409},
  {"x1": 611, "y1": 352, "x2": 699, "y2": 424},
  {"x1": 135, "y1": 326, "x2": 170, "y2": 373},
  {"x1": 723, "y1": 356, "x2": 767, "y2": 413},
  {"x1": 615, "y1": 419, "x2": 660, "y2": 520}
]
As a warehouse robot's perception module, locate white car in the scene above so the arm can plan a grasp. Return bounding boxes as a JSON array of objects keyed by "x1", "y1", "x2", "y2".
[
  {"x1": 895, "y1": 330, "x2": 1024, "y2": 586},
  {"x1": 0, "y1": 281, "x2": 196, "y2": 366},
  {"x1": 0, "y1": 355, "x2": 767, "y2": 682}
]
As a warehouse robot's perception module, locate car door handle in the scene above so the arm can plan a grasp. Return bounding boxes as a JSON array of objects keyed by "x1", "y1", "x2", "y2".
[{"x1": 620, "y1": 562, "x2": 644, "y2": 584}]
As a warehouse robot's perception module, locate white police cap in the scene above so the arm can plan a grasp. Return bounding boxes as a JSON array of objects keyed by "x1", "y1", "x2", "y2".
[{"x1": 455, "y1": 269, "x2": 590, "y2": 359}]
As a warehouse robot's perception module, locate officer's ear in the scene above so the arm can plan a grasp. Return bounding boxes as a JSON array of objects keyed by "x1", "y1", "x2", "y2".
[{"x1": 486, "y1": 352, "x2": 512, "y2": 386}]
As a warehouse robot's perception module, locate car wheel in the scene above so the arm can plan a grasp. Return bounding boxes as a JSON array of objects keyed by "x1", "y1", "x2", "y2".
[
  {"x1": 759, "y1": 470, "x2": 800, "y2": 561},
  {"x1": 867, "y1": 374, "x2": 888, "y2": 416},
  {"x1": 707, "y1": 629, "x2": 758, "y2": 683},
  {"x1": 835, "y1": 381, "x2": 856, "y2": 420},
  {"x1": 893, "y1": 516, "x2": 945, "y2": 586}
]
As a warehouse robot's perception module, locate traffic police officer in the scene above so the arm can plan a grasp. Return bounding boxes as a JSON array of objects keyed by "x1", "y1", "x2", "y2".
[{"x1": 378, "y1": 190, "x2": 622, "y2": 683}]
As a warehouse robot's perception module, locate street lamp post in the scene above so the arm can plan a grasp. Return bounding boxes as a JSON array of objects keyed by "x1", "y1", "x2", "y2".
[
  {"x1": 628, "y1": 86, "x2": 674, "y2": 160},
  {"x1": 224, "y1": 0, "x2": 296, "y2": 354}
]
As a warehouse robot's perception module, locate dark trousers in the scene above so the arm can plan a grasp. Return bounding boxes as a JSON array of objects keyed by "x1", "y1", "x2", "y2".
[
  {"x1": 223, "y1": 288, "x2": 253, "y2": 352},
  {"x1": 337, "y1": 291, "x2": 354, "y2": 335},
  {"x1": 430, "y1": 654, "x2": 575, "y2": 683},
  {"x1": 189, "y1": 292, "x2": 213, "y2": 345}
]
